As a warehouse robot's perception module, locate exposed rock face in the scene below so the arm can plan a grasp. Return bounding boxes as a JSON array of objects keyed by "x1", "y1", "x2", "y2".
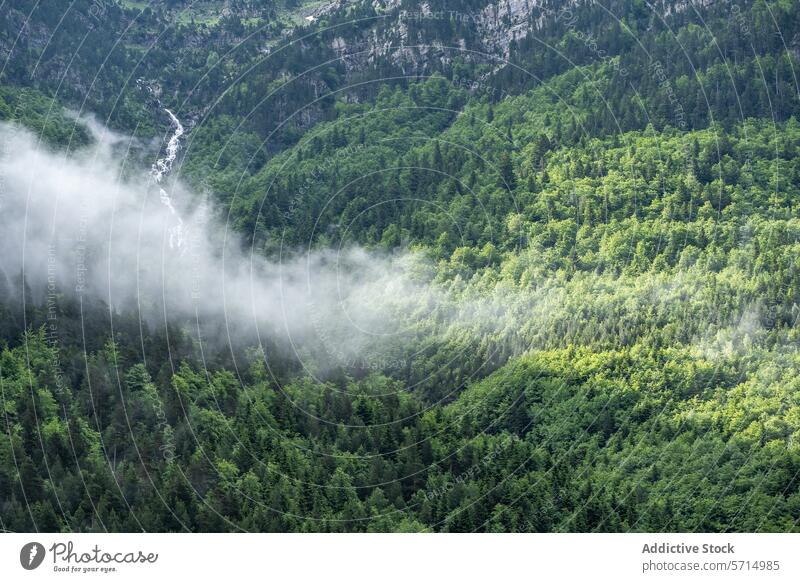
[
  {"x1": 302, "y1": 0, "x2": 697, "y2": 76},
  {"x1": 323, "y1": 0, "x2": 581, "y2": 75},
  {"x1": 477, "y1": 0, "x2": 538, "y2": 59}
]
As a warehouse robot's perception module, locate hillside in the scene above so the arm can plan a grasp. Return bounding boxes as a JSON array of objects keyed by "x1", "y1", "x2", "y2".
[{"x1": 0, "y1": 0, "x2": 799, "y2": 532}]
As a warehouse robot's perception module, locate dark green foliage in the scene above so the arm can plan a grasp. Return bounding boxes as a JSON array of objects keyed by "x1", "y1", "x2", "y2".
[{"x1": 1, "y1": 0, "x2": 800, "y2": 532}]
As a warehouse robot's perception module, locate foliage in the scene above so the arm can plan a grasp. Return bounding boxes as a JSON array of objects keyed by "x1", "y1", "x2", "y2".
[{"x1": 1, "y1": 0, "x2": 799, "y2": 532}]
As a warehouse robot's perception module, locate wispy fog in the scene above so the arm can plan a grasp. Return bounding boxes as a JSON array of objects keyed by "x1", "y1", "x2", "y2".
[
  {"x1": 0, "y1": 120, "x2": 782, "y2": 382},
  {"x1": 0, "y1": 121, "x2": 441, "y2": 371}
]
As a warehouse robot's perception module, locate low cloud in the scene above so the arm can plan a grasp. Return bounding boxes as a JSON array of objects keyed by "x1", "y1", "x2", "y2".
[
  {"x1": 0, "y1": 120, "x2": 785, "y2": 384},
  {"x1": 0, "y1": 121, "x2": 441, "y2": 372}
]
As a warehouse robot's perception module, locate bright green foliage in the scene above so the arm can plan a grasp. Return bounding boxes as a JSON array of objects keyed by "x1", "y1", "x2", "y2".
[{"x1": 1, "y1": 0, "x2": 800, "y2": 532}]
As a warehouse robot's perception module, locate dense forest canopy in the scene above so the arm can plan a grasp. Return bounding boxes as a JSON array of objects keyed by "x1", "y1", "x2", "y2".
[{"x1": 0, "y1": 0, "x2": 799, "y2": 532}]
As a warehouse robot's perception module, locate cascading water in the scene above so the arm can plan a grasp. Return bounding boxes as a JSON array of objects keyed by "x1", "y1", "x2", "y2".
[{"x1": 151, "y1": 109, "x2": 186, "y2": 250}]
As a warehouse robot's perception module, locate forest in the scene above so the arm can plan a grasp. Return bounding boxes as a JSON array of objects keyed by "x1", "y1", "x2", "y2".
[{"x1": 0, "y1": 0, "x2": 799, "y2": 532}]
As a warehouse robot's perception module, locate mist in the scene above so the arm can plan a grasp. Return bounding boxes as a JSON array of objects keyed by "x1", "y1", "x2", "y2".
[
  {"x1": 0, "y1": 119, "x2": 778, "y2": 384},
  {"x1": 0, "y1": 120, "x2": 443, "y2": 373}
]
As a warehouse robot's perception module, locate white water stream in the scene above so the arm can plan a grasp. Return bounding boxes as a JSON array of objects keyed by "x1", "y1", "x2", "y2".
[{"x1": 151, "y1": 109, "x2": 185, "y2": 250}]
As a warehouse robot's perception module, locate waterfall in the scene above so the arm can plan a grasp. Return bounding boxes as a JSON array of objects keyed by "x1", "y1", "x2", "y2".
[{"x1": 151, "y1": 109, "x2": 186, "y2": 250}]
